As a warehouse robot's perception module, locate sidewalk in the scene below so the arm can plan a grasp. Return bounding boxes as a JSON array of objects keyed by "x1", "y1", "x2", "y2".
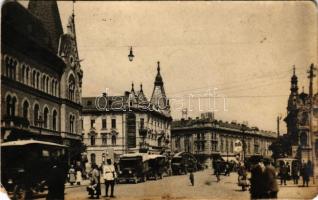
[{"x1": 65, "y1": 180, "x2": 90, "y2": 189}]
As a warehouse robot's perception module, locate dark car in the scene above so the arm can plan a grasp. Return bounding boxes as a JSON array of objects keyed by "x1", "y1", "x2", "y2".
[
  {"x1": 147, "y1": 155, "x2": 166, "y2": 180},
  {"x1": 171, "y1": 152, "x2": 197, "y2": 175},
  {"x1": 1, "y1": 140, "x2": 68, "y2": 200},
  {"x1": 117, "y1": 153, "x2": 149, "y2": 183}
]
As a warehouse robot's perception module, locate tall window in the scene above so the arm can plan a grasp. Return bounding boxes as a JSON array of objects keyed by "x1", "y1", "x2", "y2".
[
  {"x1": 90, "y1": 119, "x2": 95, "y2": 128},
  {"x1": 102, "y1": 119, "x2": 107, "y2": 129},
  {"x1": 220, "y1": 138, "x2": 224, "y2": 152},
  {"x1": 52, "y1": 110, "x2": 57, "y2": 131},
  {"x1": 23, "y1": 101, "x2": 29, "y2": 119},
  {"x1": 43, "y1": 107, "x2": 49, "y2": 128},
  {"x1": 51, "y1": 79, "x2": 55, "y2": 95},
  {"x1": 26, "y1": 68, "x2": 29, "y2": 84},
  {"x1": 6, "y1": 96, "x2": 16, "y2": 116},
  {"x1": 21, "y1": 65, "x2": 25, "y2": 83},
  {"x1": 102, "y1": 134, "x2": 107, "y2": 145},
  {"x1": 111, "y1": 135, "x2": 116, "y2": 145},
  {"x1": 42, "y1": 76, "x2": 45, "y2": 91},
  {"x1": 111, "y1": 118, "x2": 116, "y2": 129},
  {"x1": 68, "y1": 75, "x2": 75, "y2": 101},
  {"x1": 32, "y1": 71, "x2": 36, "y2": 87},
  {"x1": 70, "y1": 115, "x2": 74, "y2": 133},
  {"x1": 5, "y1": 57, "x2": 17, "y2": 80},
  {"x1": 36, "y1": 72, "x2": 40, "y2": 89},
  {"x1": 46, "y1": 77, "x2": 49, "y2": 93},
  {"x1": 90, "y1": 135, "x2": 96, "y2": 146},
  {"x1": 34, "y1": 104, "x2": 39, "y2": 126}
]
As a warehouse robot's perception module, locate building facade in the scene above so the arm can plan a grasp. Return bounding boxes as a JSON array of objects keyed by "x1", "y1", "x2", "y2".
[
  {"x1": 284, "y1": 66, "x2": 318, "y2": 176},
  {"x1": 82, "y1": 62, "x2": 172, "y2": 166},
  {"x1": 171, "y1": 113, "x2": 276, "y2": 167},
  {"x1": 1, "y1": 1, "x2": 83, "y2": 160}
]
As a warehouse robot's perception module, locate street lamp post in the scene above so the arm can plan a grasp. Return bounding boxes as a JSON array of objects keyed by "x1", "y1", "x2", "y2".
[{"x1": 36, "y1": 115, "x2": 44, "y2": 135}]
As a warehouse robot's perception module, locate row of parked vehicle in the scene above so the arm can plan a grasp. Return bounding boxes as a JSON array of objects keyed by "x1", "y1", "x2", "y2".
[{"x1": 116, "y1": 151, "x2": 199, "y2": 184}]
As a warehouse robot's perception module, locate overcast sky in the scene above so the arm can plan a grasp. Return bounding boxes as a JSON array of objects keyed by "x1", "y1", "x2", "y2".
[{"x1": 20, "y1": 1, "x2": 317, "y2": 132}]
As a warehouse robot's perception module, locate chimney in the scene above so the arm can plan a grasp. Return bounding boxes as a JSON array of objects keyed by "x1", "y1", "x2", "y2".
[
  {"x1": 124, "y1": 91, "x2": 130, "y2": 96},
  {"x1": 102, "y1": 92, "x2": 107, "y2": 97}
]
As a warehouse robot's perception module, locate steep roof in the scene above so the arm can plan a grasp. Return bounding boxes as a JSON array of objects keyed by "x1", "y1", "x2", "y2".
[
  {"x1": 1, "y1": 1, "x2": 65, "y2": 74},
  {"x1": 28, "y1": 0, "x2": 63, "y2": 53}
]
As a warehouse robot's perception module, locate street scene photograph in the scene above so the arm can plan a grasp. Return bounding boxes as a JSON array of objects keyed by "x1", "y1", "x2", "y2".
[{"x1": 1, "y1": 0, "x2": 318, "y2": 200}]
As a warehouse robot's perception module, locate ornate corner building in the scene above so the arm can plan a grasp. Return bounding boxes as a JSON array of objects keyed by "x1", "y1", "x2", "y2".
[
  {"x1": 284, "y1": 67, "x2": 318, "y2": 164},
  {"x1": 81, "y1": 62, "x2": 172, "y2": 166},
  {"x1": 1, "y1": 1, "x2": 83, "y2": 160}
]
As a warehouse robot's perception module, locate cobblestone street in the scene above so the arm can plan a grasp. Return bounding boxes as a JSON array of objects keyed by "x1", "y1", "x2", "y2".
[{"x1": 35, "y1": 170, "x2": 318, "y2": 200}]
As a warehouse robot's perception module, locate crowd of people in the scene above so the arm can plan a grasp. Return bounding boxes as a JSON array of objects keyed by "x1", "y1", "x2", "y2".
[{"x1": 278, "y1": 160, "x2": 313, "y2": 187}]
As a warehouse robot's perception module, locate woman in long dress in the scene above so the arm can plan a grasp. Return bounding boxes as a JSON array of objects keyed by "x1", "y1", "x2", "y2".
[
  {"x1": 68, "y1": 165, "x2": 76, "y2": 185},
  {"x1": 76, "y1": 169, "x2": 82, "y2": 185}
]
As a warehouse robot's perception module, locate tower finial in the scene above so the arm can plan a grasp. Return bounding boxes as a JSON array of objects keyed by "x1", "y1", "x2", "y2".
[
  {"x1": 72, "y1": 0, "x2": 75, "y2": 17},
  {"x1": 157, "y1": 61, "x2": 160, "y2": 73},
  {"x1": 140, "y1": 83, "x2": 143, "y2": 92},
  {"x1": 131, "y1": 82, "x2": 134, "y2": 92},
  {"x1": 293, "y1": 65, "x2": 296, "y2": 76},
  {"x1": 302, "y1": 86, "x2": 304, "y2": 93}
]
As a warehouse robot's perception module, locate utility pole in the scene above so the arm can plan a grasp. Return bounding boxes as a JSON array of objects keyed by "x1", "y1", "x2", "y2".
[
  {"x1": 277, "y1": 114, "x2": 282, "y2": 137},
  {"x1": 307, "y1": 63, "x2": 317, "y2": 184}
]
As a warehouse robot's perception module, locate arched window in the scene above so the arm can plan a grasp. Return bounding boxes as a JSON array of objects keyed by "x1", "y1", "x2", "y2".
[
  {"x1": 34, "y1": 104, "x2": 39, "y2": 126},
  {"x1": 52, "y1": 110, "x2": 57, "y2": 131},
  {"x1": 32, "y1": 71, "x2": 36, "y2": 87},
  {"x1": 5, "y1": 57, "x2": 17, "y2": 80},
  {"x1": 23, "y1": 101, "x2": 29, "y2": 119},
  {"x1": 51, "y1": 79, "x2": 55, "y2": 95},
  {"x1": 46, "y1": 77, "x2": 49, "y2": 93},
  {"x1": 36, "y1": 72, "x2": 40, "y2": 89},
  {"x1": 90, "y1": 135, "x2": 96, "y2": 146},
  {"x1": 90, "y1": 153, "x2": 96, "y2": 164},
  {"x1": 21, "y1": 65, "x2": 25, "y2": 83},
  {"x1": 102, "y1": 134, "x2": 107, "y2": 145},
  {"x1": 68, "y1": 75, "x2": 75, "y2": 101},
  {"x1": 6, "y1": 95, "x2": 11, "y2": 116},
  {"x1": 42, "y1": 75, "x2": 45, "y2": 91},
  {"x1": 26, "y1": 67, "x2": 29, "y2": 85},
  {"x1": 111, "y1": 135, "x2": 116, "y2": 146},
  {"x1": 11, "y1": 97, "x2": 17, "y2": 116},
  {"x1": 70, "y1": 115, "x2": 74, "y2": 133},
  {"x1": 44, "y1": 107, "x2": 49, "y2": 128}
]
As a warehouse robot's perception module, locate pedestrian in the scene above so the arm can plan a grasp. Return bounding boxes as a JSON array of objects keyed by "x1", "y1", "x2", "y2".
[
  {"x1": 263, "y1": 159, "x2": 279, "y2": 199},
  {"x1": 46, "y1": 160, "x2": 66, "y2": 200},
  {"x1": 249, "y1": 161, "x2": 265, "y2": 199},
  {"x1": 214, "y1": 160, "x2": 221, "y2": 182},
  {"x1": 89, "y1": 164, "x2": 101, "y2": 199},
  {"x1": 279, "y1": 163, "x2": 287, "y2": 186},
  {"x1": 189, "y1": 171, "x2": 194, "y2": 186},
  {"x1": 302, "y1": 162, "x2": 310, "y2": 187},
  {"x1": 237, "y1": 163, "x2": 248, "y2": 191},
  {"x1": 224, "y1": 162, "x2": 230, "y2": 176},
  {"x1": 76, "y1": 168, "x2": 82, "y2": 185},
  {"x1": 68, "y1": 165, "x2": 76, "y2": 185},
  {"x1": 291, "y1": 162, "x2": 299, "y2": 185},
  {"x1": 102, "y1": 159, "x2": 116, "y2": 197}
]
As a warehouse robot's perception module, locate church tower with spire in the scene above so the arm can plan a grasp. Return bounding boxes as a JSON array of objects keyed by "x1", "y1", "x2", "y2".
[{"x1": 150, "y1": 61, "x2": 170, "y2": 114}]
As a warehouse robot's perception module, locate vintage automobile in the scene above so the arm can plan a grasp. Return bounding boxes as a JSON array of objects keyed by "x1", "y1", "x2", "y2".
[
  {"x1": 117, "y1": 153, "x2": 149, "y2": 183},
  {"x1": 171, "y1": 152, "x2": 197, "y2": 175},
  {"x1": 1, "y1": 139, "x2": 69, "y2": 200},
  {"x1": 147, "y1": 155, "x2": 166, "y2": 180}
]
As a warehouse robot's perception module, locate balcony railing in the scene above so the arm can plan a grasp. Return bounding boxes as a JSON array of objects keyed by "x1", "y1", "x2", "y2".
[{"x1": 2, "y1": 115, "x2": 30, "y2": 128}]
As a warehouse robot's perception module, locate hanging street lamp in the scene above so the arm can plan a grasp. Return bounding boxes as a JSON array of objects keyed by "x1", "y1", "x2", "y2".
[{"x1": 128, "y1": 46, "x2": 134, "y2": 62}]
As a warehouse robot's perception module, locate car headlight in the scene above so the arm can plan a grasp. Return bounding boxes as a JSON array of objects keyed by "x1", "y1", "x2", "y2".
[
  {"x1": 7, "y1": 179, "x2": 13, "y2": 184},
  {"x1": 119, "y1": 171, "x2": 122, "y2": 174},
  {"x1": 129, "y1": 170, "x2": 132, "y2": 174}
]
